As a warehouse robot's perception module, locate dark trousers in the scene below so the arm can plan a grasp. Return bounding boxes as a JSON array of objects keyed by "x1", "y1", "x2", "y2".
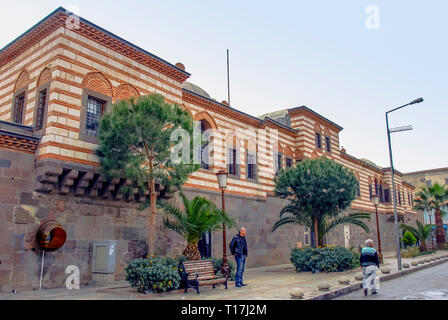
[{"x1": 235, "y1": 254, "x2": 246, "y2": 285}]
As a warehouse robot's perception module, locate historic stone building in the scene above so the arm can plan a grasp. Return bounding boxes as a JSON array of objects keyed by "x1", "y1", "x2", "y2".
[
  {"x1": 403, "y1": 167, "x2": 448, "y2": 237},
  {"x1": 0, "y1": 7, "x2": 422, "y2": 292}
]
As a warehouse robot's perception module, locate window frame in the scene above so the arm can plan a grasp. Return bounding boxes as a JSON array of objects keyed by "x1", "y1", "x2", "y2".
[
  {"x1": 33, "y1": 82, "x2": 50, "y2": 134},
  {"x1": 274, "y1": 152, "x2": 283, "y2": 176},
  {"x1": 199, "y1": 120, "x2": 212, "y2": 171},
  {"x1": 324, "y1": 135, "x2": 331, "y2": 153},
  {"x1": 79, "y1": 89, "x2": 112, "y2": 144},
  {"x1": 11, "y1": 86, "x2": 28, "y2": 125},
  {"x1": 285, "y1": 157, "x2": 293, "y2": 169},
  {"x1": 384, "y1": 188, "x2": 391, "y2": 203},
  {"x1": 227, "y1": 146, "x2": 240, "y2": 179},
  {"x1": 245, "y1": 149, "x2": 258, "y2": 182},
  {"x1": 315, "y1": 132, "x2": 322, "y2": 149}
]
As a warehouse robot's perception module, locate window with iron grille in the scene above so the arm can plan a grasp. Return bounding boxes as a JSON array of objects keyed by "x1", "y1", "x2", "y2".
[
  {"x1": 13, "y1": 93, "x2": 25, "y2": 124},
  {"x1": 227, "y1": 147, "x2": 239, "y2": 177},
  {"x1": 368, "y1": 184, "x2": 373, "y2": 199},
  {"x1": 325, "y1": 136, "x2": 331, "y2": 152},
  {"x1": 408, "y1": 192, "x2": 411, "y2": 206},
  {"x1": 85, "y1": 96, "x2": 105, "y2": 137},
  {"x1": 246, "y1": 151, "x2": 257, "y2": 180},
  {"x1": 200, "y1": 121, "x2": 209, "y2": 170},
  {"x1": 384, "y1": 189, "x2": 390, "y2": 202},
  {"x1": 374, "y1": 179, "x2": 379, "y2": 197},
  {"x1": 398, "y1": 191, "x2": 401, "y2": 205},
  {"x1": 286, "y1": 157, "x2": 293, "y2": 168},
  {"x1": 315, "y1": 132, "x2": 322, "y2": 149},
  {"x1": 411, "y1": 193, "x2": 413, "y2": 204},
  {"x1": 356, "y1": 182, "x2": 361, "y2": 198},
  {"x1": 275, "y1": 153, "x2": 282, "y2": 175},
  {"x1": 35, "y1": 89, "x2": 47, "y2": 131},
  {"x1": 379, "y1": 184, "x2": 384, "y2": 203}
]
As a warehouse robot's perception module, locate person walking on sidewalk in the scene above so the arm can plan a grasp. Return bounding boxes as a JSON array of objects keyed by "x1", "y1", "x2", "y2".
[
  {"x1": 229, "y1": 227, "x2": 248, "y2": 287},
  {"x1": 360, "y1": 239, "x2": 380, "y2": 296}
]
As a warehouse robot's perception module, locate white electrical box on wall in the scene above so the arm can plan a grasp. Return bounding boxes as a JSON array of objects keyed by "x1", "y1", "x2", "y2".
[{"x1": 92, "y1": 241, "x2": 116, "y2": 274}]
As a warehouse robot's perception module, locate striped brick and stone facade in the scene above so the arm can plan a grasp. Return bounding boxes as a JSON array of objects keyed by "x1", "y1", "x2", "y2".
[{"x1": 0, "y1": 7, "x2": 422, "y2": 292}]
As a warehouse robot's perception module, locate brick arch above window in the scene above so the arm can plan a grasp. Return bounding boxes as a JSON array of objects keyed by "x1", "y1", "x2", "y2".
[
  {"x1": 314, "y1": 122, "x2": 322, "y2": 133},
  {"x1": 37, "y1": 67, "x2": 51, "y2": 87},
  {"x1": 114, "y1": 83, "x2": 140, "y2": 102},
  {"x1": 295, "y1": 149, "x2": 304, "y2": 161},
  {"x1": 323, "y1": 127, "x2": 331, "y2": 137},
  {"x1": 82, "y1": 71, "x2": 113, "y2": 97},
  {"x1": 310, "y1": 151, "x2": 319, "y2": 159},
  {"x1": 284, "y1": 146, "x2": 294, "y2": 158},
  {"x1": 14, "y1": 70, "x2": 30, "y2": 91},
  {"x1": 193, "y1": 110, "x2": 218, "y2": 130}
]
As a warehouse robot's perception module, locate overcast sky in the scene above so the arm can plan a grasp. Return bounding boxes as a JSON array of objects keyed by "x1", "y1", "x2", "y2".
[{"x1": 1, "y1": 0, "x2": 446, "y2": 173}]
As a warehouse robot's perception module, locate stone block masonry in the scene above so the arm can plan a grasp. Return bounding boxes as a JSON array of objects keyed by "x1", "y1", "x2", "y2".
[{"x1": 0, "y1": 148, "x2": 185, "y2": 292}]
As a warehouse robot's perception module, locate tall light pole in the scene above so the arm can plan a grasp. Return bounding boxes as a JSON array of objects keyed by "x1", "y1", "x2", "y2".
[
  {"x1": 386, "y1": 97, "x2": 424, "y2": 271},
  {"x1": 372, "y1": 194, "x2": 383, "y2": 264},
  {"x1": 216, "y1": 169, "x2": 229, "y2": 277}
]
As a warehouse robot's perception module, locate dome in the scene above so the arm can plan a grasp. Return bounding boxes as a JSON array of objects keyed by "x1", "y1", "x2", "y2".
[
  {"x1": 182, "y1": 82, "x2": 211, "y2": 99},
  {"x1": 360, "y1": 158, "x2": 381, "y2": 169}
]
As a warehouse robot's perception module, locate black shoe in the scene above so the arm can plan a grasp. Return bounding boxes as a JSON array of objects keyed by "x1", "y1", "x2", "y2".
[
  {"x1": 240, "y1": 283, "x2": 248, "y2": 286},
  {"x1": 364, "y1": 289, "x2": 368, "y2": 296},
  {"x1": 372, "y1": 290, "x2": 378, "y2": 295}
]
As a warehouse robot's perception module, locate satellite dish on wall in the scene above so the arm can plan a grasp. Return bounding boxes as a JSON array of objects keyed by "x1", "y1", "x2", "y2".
[{"x1": 36, "y1": 220, "x2": 67, "y2": 252}]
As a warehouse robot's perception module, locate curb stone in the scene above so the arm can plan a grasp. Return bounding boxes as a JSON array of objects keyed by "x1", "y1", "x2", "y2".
[{"x1": 307, "y1": 256, "x2": 448, "y2": 300}]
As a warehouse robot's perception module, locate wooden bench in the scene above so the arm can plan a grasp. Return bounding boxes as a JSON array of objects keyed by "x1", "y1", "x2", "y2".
[{"x1": 180, "y1": 260, "x2": 228, "y2": 294}]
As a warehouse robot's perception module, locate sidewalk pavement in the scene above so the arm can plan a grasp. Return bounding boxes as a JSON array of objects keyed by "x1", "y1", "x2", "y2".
[{"x1": 1, "y1": 251, "x2": 447, "y2": 300}]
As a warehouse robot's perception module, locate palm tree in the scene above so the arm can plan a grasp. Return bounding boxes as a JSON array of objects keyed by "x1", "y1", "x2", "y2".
[
  {"x1": 271, "y1": 205, "x2": 371, "y2": 246},
  {"x1": 413, "y1": 183, "x2": 448, "y2": 247},
  {"x1": 400, "y1": 221, "x2": 432, "y2": 251},
  {"x1": 160, "y1": 192, "x2": 235, "y2": 260}
]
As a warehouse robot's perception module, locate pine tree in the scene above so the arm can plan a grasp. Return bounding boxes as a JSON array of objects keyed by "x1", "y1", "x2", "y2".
[
  {"x1": 272, "y1": 157, "x2": 370, "y2": 247},
  {"x1": 97, "y1": 94, "x2": 198, "y2": 254}
]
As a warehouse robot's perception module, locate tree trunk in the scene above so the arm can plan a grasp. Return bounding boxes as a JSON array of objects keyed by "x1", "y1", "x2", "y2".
[
  {"x1": 314, "y1": 216, "x2": 319, "y2": 248},
  {"x1": 434, "y1": 209, "x2": 446, "y2": 247},
  {"x1": 148, "y1": 178, "x2": 156, "y2": 255},
  {"x1": 419, "y1": 241, "x2": 427, "y2": 252},
  {"x1": 183, "y1": 242, "x2": 201, "y2": 261}
]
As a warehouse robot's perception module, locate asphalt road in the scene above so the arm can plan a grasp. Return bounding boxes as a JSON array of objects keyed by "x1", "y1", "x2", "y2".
[{"x1": 334, "y1": 261, "x2": 448, "y2": 300}]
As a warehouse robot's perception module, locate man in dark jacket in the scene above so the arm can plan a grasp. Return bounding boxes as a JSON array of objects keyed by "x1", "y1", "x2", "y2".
[
  {"x1": 229, "y1": 227, "x2": 248, "y2": 287},
  {"x1": 360, "y1": 239, "x2": 380, "y2": 296}
]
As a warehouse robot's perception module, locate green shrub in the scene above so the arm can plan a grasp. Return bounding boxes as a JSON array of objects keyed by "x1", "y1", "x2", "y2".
[
  {"x1": 125, "y1": 256, "x2": 181, "y2": 293},
  {"x1": 401, "y1": 246, "x2": 419, "y2": 258},
  {"x1": 290, "y1": 246, "x2": 359, "y2": 272},
  {"x1": 402, "y1": 231, "x2": 417, "y2": 247}
]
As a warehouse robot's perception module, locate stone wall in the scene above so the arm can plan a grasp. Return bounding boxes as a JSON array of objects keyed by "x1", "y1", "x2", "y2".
[
  {"x1": 0, "y1": 147, "x2": 425, "y2": 292},
  {"x1": 0, "y1": 148, "x2": 184, "y2": 293}
]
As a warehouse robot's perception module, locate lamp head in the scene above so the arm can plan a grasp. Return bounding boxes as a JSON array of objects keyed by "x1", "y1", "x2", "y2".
[
  {"x1": 410, "y1": 97, "x2": 424, "y2": 105},
  {"x1": 372, "y1": 194, "x2": 380, "y2": 206}
]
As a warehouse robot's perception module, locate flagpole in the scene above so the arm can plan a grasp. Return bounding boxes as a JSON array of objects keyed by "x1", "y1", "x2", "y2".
[{"x1": 227, "y1": 49, "x2": 230, "y2": 106}]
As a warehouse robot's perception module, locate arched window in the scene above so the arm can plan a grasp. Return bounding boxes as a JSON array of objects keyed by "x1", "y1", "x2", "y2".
[
  {"x1": 199, "y1": 119, "x2": 212, "y2": 170},
  {"x1": 11, "y1": 70, "x2": 29, "y2": 124},
  {"x1": 80, "y1": 72, "x2": 113, "y2": 143},
  {"x1": 34, "y1": 68, "x2": 51, "y2": 132},
  {"x1": 379, "y1": 182, "x2": 384, "y2": 203}
]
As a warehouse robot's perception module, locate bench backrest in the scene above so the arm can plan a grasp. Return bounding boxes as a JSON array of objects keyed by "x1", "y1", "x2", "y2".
[{"x1": 182, "y1": 260, "x2": 216, "y2": 279}]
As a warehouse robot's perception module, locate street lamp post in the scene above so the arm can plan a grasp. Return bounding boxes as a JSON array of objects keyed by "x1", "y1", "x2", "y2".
[
  {"x1": 386, "y1": 97, "x2": 424, "y2": 271},
  {"x1": 372, "y1": 194, "x2": 383, "y2": 264},
  {"x1": 216, "y1": 169, "x2": 230, "y2": 277},
  {"x1": 427, "y1": 209, "x2": 436, "y2": 250}
]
